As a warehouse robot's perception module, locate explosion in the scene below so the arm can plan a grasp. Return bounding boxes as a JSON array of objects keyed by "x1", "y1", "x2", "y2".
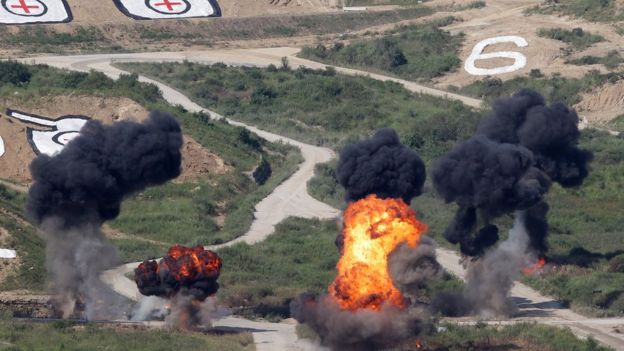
[
  {"x1": 522, "y1": 258, "x2": 546, "y2": 275},
  {"x1": 329, "y1": 194, "x2": 428, "y2": 311},
  {"x1": 292, "y1": 129, "x2": 437, "y2": 350},
  {"x1": 135, "y1": 245, "x2": 222, "y2": 301},
  {"x1": 135, "y1": 245, "x2": 222, "y2": 329}
]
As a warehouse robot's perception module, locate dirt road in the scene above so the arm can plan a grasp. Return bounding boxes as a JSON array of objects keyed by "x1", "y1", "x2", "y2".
[{"x1": 21, "y1": 51, "x2": 622, "y2": 350}]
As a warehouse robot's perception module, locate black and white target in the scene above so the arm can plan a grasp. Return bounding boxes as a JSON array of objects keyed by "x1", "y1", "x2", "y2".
[
  {"x1": 0, "y1": 0, "x2": 71, "y2": 24},
  {"x1": 113, "y1": 0, "x2": 220, "y2": 20}
]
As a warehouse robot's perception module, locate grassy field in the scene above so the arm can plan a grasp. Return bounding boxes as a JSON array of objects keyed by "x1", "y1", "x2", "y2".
[
  {"x1": 527, "y1": 0, "x2": 624, "y2": 23},
  {"x1": 0, "y1": 185, "x2": 45, "y2": 292},
  {"x1": 407, "y1": 323, "x2": 610, "y2": 351},
  {"x1": 566, "y1": 50, "x2": 624, "y2": 70},
  {"x1": 0, "y1": 320, "x2": 254, "y2": 351},
  {"x1": 454, "y1": 69, "x2": 619, "y2": 105},
  {"x1": 0, "y1": 61, "x2": 302, "y2": 266},
  {"x1": 118, "y1": 61, "x2": 481, "y2": 158},
  {"x1": 537, "y1": 27, "x2": 604, "y2": 52},
  {"x1": 299, "y1": 18, "x2": 464, "y2": 82}
]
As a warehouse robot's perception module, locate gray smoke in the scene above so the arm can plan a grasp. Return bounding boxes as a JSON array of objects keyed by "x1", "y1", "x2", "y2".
[
  {"x1": 292, "y1": 237, "x2": 441, "y2": 350},
  {"x1": 27, "y1": 111, "x2": 183, "y2": 319},
  {"x1": 291, "y1": 294, "x2": 432, "y2": 351},
  {"x1": 433, "y1": 212, "x2": 537, "y2": 317}
]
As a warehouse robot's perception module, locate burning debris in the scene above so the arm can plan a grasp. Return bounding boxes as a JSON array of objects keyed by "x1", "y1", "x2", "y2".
[
  {"x1": 27, "y1": 111, "x2": 183, "y2": 320},
  {"x1": 134, "y1": 245, "x2": 222, "y2": 329},
  {"x1": 432, "y1": 90, "x2": 592, "y2": 316},
  {"x1": 293, "y1": 129, "x2": 439, "y2": 350}
]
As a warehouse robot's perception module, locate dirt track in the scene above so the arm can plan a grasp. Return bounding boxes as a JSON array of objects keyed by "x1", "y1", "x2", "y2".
[{"x1": 19, "y1": 50, "x2": 624, "y2": 350}]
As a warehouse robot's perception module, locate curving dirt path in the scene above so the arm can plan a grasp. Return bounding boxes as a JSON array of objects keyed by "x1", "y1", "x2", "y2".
[{"x1": 19, "y1": 51, "x2": 622, "y2": 350}]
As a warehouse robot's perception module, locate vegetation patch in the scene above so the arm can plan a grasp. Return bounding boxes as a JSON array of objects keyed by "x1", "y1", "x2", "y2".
[
  {"x1": 567, "y1": 50, "x2": 624, "y2": 70},
  {"x1": 300, "y1": 18, "x2": 463, "y2": 82},
  {"x1": 118, "y1": 61, "x2": 481, "y2": 157},
  {"x1": 0, "y1": 321, "x2": 254, "y2": 351},
  {"x1": 527, "y1": 0, "x2": 624, "y2": 23},
  {"x1": 455, "y1": 69, "x2": 619, "y2": 105},
  {"x1": 537, "y1": 27, "x2": 605, "y2": 51},
  {"x1": 0, "y1": 61, "x2": 302, "y2": 264}
]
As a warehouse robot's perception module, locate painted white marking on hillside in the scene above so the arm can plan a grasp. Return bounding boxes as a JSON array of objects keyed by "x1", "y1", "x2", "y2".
[
  {"x1": 0, "y1": 0, "x2": 71, "y2": 24},
  {"x1": 465, "y1": 36, "x2": 528, "y2": 76},
  {"x1": 0, "y1": 249, "x2": 16, "y2": 259},
  {"x1": 113, "y1": 0, "x2": 220, "y2": 20},
  {"x1": 7, "y1": 110, "x2": 89, "y2": 156},
  {"x1": 0, "y1": 136, "x2": 4, "y2": 157}
]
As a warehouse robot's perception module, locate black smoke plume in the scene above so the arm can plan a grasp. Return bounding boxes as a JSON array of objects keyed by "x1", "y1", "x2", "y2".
[
  {"x1": 337, "y1": 128, "x2": 426, "y2": 204},
  {"x1": 433, "y1": 89, "x2": 592, "y2": 257},
  {"x1": 293, "y1": 128, "x2": 439, "y2": 349},
  {"x1": 27, "y1": 111, "x2": 183, "y2": 319}
]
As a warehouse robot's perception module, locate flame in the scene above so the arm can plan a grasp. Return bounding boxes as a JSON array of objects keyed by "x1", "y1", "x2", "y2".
[
  {"x1": 522, "y1": 257, "x2": 546, "y2": 275},
  {"x1": 329, "y1": 194, "x2": 428, "y2": 311},
  {"x1": 135, "y1": 245, "x2": 222, "y2": 300},
  {"x1": 415, "y1": 340, "x2": 422, "y2": 349}
]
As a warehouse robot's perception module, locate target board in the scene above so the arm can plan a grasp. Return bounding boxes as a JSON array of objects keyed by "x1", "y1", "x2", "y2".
[
  {"x1": 0, "y1": 0, "x2": 72, "y2": 24},
  {"x1": 113, "y1": 0, "x2": 220, "y2": 20},
  {"x1": 6, "y1": 109, "x2": 89, "y2": 156},
  {"x1": 0, "y1": 249, "x2": 16, "y2": 259}
]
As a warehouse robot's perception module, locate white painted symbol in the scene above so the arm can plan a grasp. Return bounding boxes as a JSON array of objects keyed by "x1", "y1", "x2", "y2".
[
  {"x1": 147, "y1": 0, "x2": 190, "y2": 14},
  {"x1": 113, "y1": 0, "x2": 219, "y2": 20},
  {"x1": 7, "y1": 110, "x2": 89, "y2": 156},
  {"x1": 465, "y1": 36, "x2": 528, "y2": 76},
  {"x1": 3, "y1": 0, "x2": 46, "y2": 16},
  {"x1": 0, "y1": 0, "x2": 71, "y2": 24},
  {"x1": 0, "y1": 249, "x2": 16, "y2": 259},
  {"x1": 0, "y1": 136, "x2": 4, "y2": 158}
]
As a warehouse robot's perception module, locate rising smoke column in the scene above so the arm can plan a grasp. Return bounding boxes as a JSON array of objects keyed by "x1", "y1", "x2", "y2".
[
  {"x1": 337, "y1": 128, "x2": 426, "y2": 204},
  {"x1": 433, "y1": 89, "x2": 592, "y2": 257},
  {"x1": 432, "y1": 89, "x2": 592, "y2": 316},
  {"x1": 292, "y1": 129, "x2": 440, "y2": 350},
  {"x1": 27, "y1": 111, "x2": 183, "y2": 319}
]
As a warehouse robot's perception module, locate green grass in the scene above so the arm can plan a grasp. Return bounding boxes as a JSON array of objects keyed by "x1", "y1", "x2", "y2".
[
  {"x1": 0, "y1": 321, "x2": 254, "y2": 351},
  {"x1": 216, "y1": 218, "x2": 339, "y2": 320},
  {"x1": 456, "y1": 69, "x2": 618, "y2": 105},
  {"x1": 0, "y1": 26, "x2": 124, "y2": 54},
  {"x1": 111, "y1": 147, "x2": 302, "y2": 258},
  {"x1": 608, "y1": 114, "x2": 624, "y2": 133},
  {"x1": 527, "y1": 0, "x2": 624, "y2": 23},
  {"x1": 566, "y1": 50, "x2": 624, "y2": 70},
  {"x1": 416, "y1": 323, "x2": 611, "y2": 351},
  {"x1": 538, "y1": 27, "x2": 605, "y2": 51},
  {"x1": 300, "y1": 18, "x2": 463, "y2": 82},
  {"x1": 0, "y1": 185, "x2": 45, "y2": 292},
  {"x1": 0, "y1": 61, "x2": 302, "y2": 264},
  {"x1": 118, "y1": 61, "x2": 481, "y2": 157}
]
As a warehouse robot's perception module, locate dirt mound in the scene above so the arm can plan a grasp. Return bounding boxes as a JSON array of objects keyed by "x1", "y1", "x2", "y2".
[
  {"x1": 0, "y1": 95, "x2": 229, "y2": 184},
  {"x1": 575, "y1": 81, "x2": 624, "y2": 124}
]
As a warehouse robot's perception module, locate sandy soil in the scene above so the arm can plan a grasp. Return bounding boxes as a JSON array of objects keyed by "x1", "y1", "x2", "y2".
[
  {"x1": 0, "y1": 95, "x2": 229, "y2": 184},
  {"x1": 430, "y1": 0, "x2": 623, "y2": 90}
]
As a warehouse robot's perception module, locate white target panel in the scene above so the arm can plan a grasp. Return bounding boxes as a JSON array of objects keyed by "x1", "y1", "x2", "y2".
[
  {"x1": 0, "y1": 0, "x2": 72, "y2": 24},
  {"x1": 113, "y1": 0, "x2": 220, "y2": 20}
]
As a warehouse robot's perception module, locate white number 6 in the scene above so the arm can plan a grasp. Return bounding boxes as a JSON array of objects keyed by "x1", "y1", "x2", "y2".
[{"x1": 465, "y1": 36, "x2": 528, "y2": 76}]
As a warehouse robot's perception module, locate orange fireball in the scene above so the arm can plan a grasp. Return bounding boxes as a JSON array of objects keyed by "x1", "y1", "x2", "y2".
[
  {"x1": 522, "y1": 257, "x2": 546, "y2": 275},
  {"x1": 329, "y1": 194, "x2": 428, "y2": 311}
]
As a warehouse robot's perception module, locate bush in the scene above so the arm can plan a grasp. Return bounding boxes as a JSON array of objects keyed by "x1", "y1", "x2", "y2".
[
  {"x1": 538, "y1": 27, "x2": 605, "y2": 50},
  {"x1": 0, "y1": 61, "x2": 31, "y2": 85}
]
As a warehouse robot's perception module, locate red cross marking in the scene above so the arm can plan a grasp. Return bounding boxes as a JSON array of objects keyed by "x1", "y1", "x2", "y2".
[
  {"x1": 10, "y1": 0, "x2": 39, "y2": 14},
  {"x1": 153, "y1": 0, "x2": 183, "y2": 11}
]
